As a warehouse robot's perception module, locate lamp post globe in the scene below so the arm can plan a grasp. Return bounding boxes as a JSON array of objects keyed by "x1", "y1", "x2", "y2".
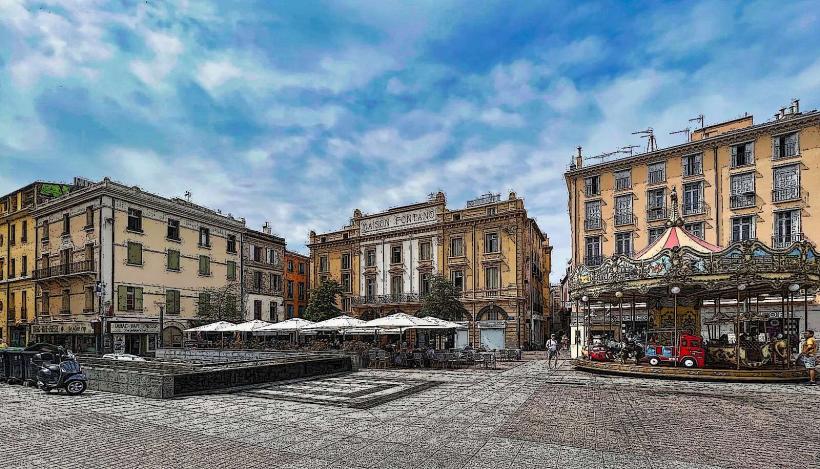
[
  {"x1": 789, "y1": 283, "x2": 800, "y2": 292},
  {"x1": 670, "y1": 286, "x2": 681, "y2": 295}
]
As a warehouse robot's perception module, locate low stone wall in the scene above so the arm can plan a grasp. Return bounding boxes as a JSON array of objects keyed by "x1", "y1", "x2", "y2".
[
  {"x1": 155, "y1": 348, "x2": 362, "y2": 371},
  {"x1": 84, "y1": 366, "x2": 174, "y2": 399}
]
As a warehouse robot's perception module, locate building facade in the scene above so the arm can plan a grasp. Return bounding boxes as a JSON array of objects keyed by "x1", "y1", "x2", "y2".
[
  {"x1": 0, "y1": 182, "x2": 72, "y2": 346},
  {"x1": 32, "y1": 178, "x2": 245, "y2": 355},
  {"x1": 283, "y1": 251, "x2": 310, "y2": 319},
  {"x1": 242, "y1": 224, "x2": 285, "y2": 322},
  {"x1": 308, "y1": 191, "x2": 552, "y2": 349},
  {"x1": 564, "y1": 100, "x2": 820, "y2": 337}
]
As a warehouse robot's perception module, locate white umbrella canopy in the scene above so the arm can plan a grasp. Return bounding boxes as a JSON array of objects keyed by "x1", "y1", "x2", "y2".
[
  {"x1": 304, "y1": 315, "x2": 366, "y2": 331},
  {"x1": 360, "y1": 313, "x2": 438, "y2": 330},
  {"x1": 254, "y1": 318, "x2": 315, "y2": 335},
  {"x1": 224, "y1": 320, "x2": 273, "y2": 332},
  {"x1": 184, "y1": 321, "x2": 235, "y2": 333},
  {"x1": 420, "y1": 316, "x2": 467, "y2": 329}
]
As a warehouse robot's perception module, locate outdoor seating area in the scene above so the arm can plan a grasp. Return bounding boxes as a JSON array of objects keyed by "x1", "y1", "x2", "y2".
[{"x1": 364, "y1": 347, "x2": 525, "y2": 370}]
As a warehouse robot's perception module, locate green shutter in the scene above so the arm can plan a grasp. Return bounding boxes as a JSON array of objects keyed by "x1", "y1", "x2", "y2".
[
  {"x1": 128, "y1": 242, "x2": 142, "y2": 265},
  {"x1": 117, "y1": 285, "x2": 127, "y2": 311},
  {"x1": 227, "y1": 261, "x2": 235, "y2": 280},
  {"x1": 166, "y1": 290, "x2": 174, "y2": 314},
  {"x1": 175, "y1": 291, "x2": 181, "y2": 314},
  {"x1": 135, "y1": 288, "x2": 143, "y2": 311},
  {"x1": 167, "y1": 250, "x2": 179, "y2": 271}
]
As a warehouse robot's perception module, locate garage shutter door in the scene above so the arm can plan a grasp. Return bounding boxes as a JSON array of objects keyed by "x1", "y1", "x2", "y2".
[{"x1": 480, "y1": 328, "x2": 505, "y2": 351}]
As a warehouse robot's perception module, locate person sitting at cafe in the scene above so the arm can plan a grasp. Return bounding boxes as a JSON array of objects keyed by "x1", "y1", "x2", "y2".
[{"x1": 464, "y1": 343, "x2": 474, "y2": 351}]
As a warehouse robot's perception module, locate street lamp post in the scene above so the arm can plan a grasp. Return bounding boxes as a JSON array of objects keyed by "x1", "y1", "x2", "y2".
[
  {"x1": 736, "y1": 283, "x2": 746, "y2": 371},
  {"x1": 581, "y1": 295, "x2": 589, "y2": 351},
  {"x1": 670, "y1": 286, "x2": 680, "y2": 367},
  {"x1": 615, "y1": 291, "x2": 624, "y2": 341},
  {"x1": 789, "y1": 283, "x2": 800, "y2": 367}
]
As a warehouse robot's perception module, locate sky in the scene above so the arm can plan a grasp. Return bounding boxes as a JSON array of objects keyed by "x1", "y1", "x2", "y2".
[{"x1": 2, "y1": 0, "x2": 820, "y2": 283}]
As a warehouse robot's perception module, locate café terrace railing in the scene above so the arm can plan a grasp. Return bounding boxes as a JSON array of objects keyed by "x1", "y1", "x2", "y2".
[{"x1": 33, "y1": 260, "x2": 95, "y2": 280}]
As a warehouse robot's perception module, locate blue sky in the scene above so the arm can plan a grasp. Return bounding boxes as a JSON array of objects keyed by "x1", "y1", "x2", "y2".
[{"x1": 2, "y1": 0, "x2": 820, "y2": 282}]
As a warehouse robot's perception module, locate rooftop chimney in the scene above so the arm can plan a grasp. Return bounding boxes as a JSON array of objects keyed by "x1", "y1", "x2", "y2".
[
  {"x1": 779, "y1": 107, "x2": 786, "y2": 119},
  {"x1": 263, "y1": 222, "x2": 272, "y2": 235},
  {"x1": 792, "y1": 98, "x2": 800, "y2": 114},
  {"x1": 575, "y1": 146, "x2": 583, "y2": 169}
]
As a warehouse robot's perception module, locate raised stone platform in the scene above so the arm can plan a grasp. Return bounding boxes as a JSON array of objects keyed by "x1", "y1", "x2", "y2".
[{"x1": 573, "y1": 359, "x2": 809, "y2": 383}]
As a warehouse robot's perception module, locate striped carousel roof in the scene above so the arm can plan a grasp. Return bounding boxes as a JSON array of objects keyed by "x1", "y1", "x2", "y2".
[{"x1": 633, "y1": 225, "x2": 722, "y2": 260}]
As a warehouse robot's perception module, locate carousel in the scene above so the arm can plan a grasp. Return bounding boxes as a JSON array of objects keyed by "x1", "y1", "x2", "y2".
[{"x1": 568, "y1": 189, "x2": 819, "y2": 382}]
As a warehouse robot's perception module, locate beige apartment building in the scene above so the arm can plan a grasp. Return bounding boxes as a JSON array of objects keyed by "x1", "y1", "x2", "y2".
[
  {"x1": 242, "y1": 224, "x2": 285, "y2": 322},
  {"x1": 308, "y1": 191, "x2": 552, "y2": 349},
  {"x1": 565, "y1": 99, "x2": 820, "y2": 333},
  {"x1": 32, "y1": 178, "x2": 245, "y2": 355}
]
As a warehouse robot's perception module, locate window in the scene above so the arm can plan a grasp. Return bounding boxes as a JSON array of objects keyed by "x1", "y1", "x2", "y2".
[
  {"x1": 615, "y1": 232, "x2": 632, "y2": 256},
  {"x1": 251, "y1": 245, "x2": 263, "y2": 261},
  {"x1": 199, "y1": 227, "x2": 210, "y2": 247},
  {"x1": 298, "y1": 306, "x2": 305, "y2": 317},
  {"x1": 365, "y1": 249, "x2": 376, "y2": 267},
  {"x1": 21, "y1": 255, "x2": 27, "y2": 277},
  {"x1": 731, "y1": 142, "x2": 754, "y2": 167},
  {"x1": 84, "y1": 244, "x2": 94, "y2": 264},
  {"x1": 585, "y1": 201, "x2": 602, "y2": 230},
  {"x1": 773, "y1": 164, "x2": 800, "y2": 202},
  {"x1": 614, "y1": 195, "x2": 633, "y2": 226},
  {"x1": 453, "y1": 213, "x2": 461, "y2": 221},
  {"x1": 165, "y1": 290, "x2": 180, "y2": 315},
  {"x1": 647, "y1": 162, "x2": 666, "y2": 184},
  {"x1": 365, "y1": 277, "x2": 376, "y2": 299},
  {"x1": 298, "y1": 282, "x2": 305, "y2": 300},
  {"x1": 198, "y1": 292, "x2": 211, "y2": 314},
  {"x1": 730, "y1": 173, "x2": 755, "y2": 208},
  {"x1": 683, "y1": 181, "x2": 704, "y2": 215},
  {"x1": 227, "y1": 234, "x2": 237, "y2": 253},
  {"x1": 484, "y1": 267, "x2": 500, "y2": 295},
  {"x1": 228, "y1": 261, "x2": 237, "y2": 281},
  {"x1": 254, "y1": 300, "x2": 262, "y2": 320},
  {"x1": 684, "y1": 222, "x2": 705, "y2": 239},
  {"x1": 450, "y1": 237, "x2": 464, "y2": 257},
  {"x1": 648, "y1": 227, "x2": 665, "y2": 243},
  {"x1": 272, "y1": 274, "x2": 282, "y2": 292},
  {"x1": 60, "y1": 248, "x2": 71, "y2": 268},
  {"x1": 390, "y1": 275, "x2": 403, "y2": 296},
  {"x1": 269, "y1": 249, "x2": 280, "y2": 266},
  {"x1": 9, "y1": 224, "x2": 15, "y2": 246},
  {"x1": 420, "y1": 272, "x2": 433, "y2": 296},
  {"x1": 614, "y1": 169, "x2": 631, "y2": 191},
  {"x1": 319, "y1": 256, "x2": 329, "y2": 272},
  {"x1": 41, "y1": 292, "x2": 49, "y2": 316},
  {"x1": 198, "y1": 255, "x2": 210, "y2": 276},
  {"x1": 118, "y1": 285, "x2": 143, "y2": 311},
  {"x1": 731, "y1": 216, "x2": 755, "y2": 242},
  {"x1": 419, "y1": 241, "x2": 432, "y2": 261},
  {"x1": 774, "y1": 210, "x2": 801, "y2": 248},
  {"x1": 9, "y1": 258, "x2": 15, "y2": 278},
  {"x1": 287, "y1": 260, "x2": 294, "y2": 272},
  {"x1": 341, "y1": 253, "x2": 351, "y2": 270},
  {"x1": 253, "y1": 271, "x2": 263, "y2": 290},
  {"x1": 682, "y1": 153, "x2": 703, "y2": 177},
  {"x1": 42, "y1": 220, "x2": 49, "y2": 241},
  {"x1": 270, "y1": 302, "x2": 278, "y2": 322},
  {"x1": 62, "y1": 213, "x2": 70, "y2": 235},
  {"x1": 127, "y1": 208, "x2": 142, "y2": 232},
  {"x1": 487, "y1": 206, "x2": 497, "y2": 216},
  {"x1": 0, "y1": 258, "x2": 4, "y2": 281},
  {"x1": 85, "y1": 207, "x2": 94, "y2": 228},
  {"x1": 585, "y1": 236, "x2": 602, "y2": 266},
  {"x1": 342, "y1": 272, "x2": 351, "y2": 292},
  {"x1": 287, "y1": 304, "x2": 294, "y2": 319},
  {"x1": 21, "y1": 220, "x2": 27, "y2": 243},
  {"x1": 167, "y1": 219, "x2": 180, "y2": 240},
  {"x1": 127, "y1": 242, "x2": 143, "y2": 265},
  {"x1": 61, "y1": 289, "x2": 70, "y2": 314},
  {"x1": 773, "y1": 132, "x2": 799, "y2": 159},
  {"x1": 484, "y1": 232, "x2": 499, "y2": 253},
  {"x1": 167, "y1": 250, "x2": 180, "y2": 271},
  {"x1": 451, "y1": 270, "x2": 464, "y2": 292},
  {"x1": 584, "y1": 175, "x2": 601, "y2": 196},
  {"x1": 647, "y1": 188, "x2": 666, "y2": 220},
  {"x1": 287, "y1": 280, "x2": 294, "y2": 299},
  {"x1": 298, "y1": 262, "x2": 305, "y2": 274},
  {"x1": 21, "y1": 291, "x2": 27, "y2": 318},
  {"x1": 390, "y1": 245, "x2": 402, "y2": 264}
]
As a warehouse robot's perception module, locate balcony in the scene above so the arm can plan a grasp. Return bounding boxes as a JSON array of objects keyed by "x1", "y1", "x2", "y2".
[
  {"x1": 350, "y1": 293, "x2": 426, "y2": 306},
  {"x1": 683, "y1": 200, "x2": 708, "y2": 216},
  {"x1": 772, "y1": 186, "x2": 800, "y2": 203},
  {"x1": 730, "y1": 193, "x2": 756, "y2": 209},
  {"x1": 772, "y1": 233, "x2": 804, "y2": 249},
  {"x1": 648, "y1": 170, "x2": 666, "y2": 185},
  {"x1": 646, "y1": 206, "x2": 667, "y2": 221},
  {"x1": 614, "y1": 212, "x2": 636, "y2": 227},
  {"x1": 584, "y1": 256, "x2": 604, "y2": 267},
  {"x1": 584, "y1": 218, "x2": 603, "y2": 230},
  {"x1": 34, "y1": 260, "x2": 95, "y2": 280}
]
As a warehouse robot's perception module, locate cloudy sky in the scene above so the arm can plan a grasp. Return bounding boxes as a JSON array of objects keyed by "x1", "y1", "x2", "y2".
[{"x1": 2, "y1": 0, "x2": 819, "y2": 281}]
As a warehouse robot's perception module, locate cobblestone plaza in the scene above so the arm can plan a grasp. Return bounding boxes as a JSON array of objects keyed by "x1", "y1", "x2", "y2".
[{"x1": 1, "y1": 358, "x2": 817, "y2": 469}]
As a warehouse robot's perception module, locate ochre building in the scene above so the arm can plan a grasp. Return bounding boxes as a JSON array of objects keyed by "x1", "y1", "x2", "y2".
[
  {"x1": 308, "y1": 191, "x2": 552, "y2": 349},
  {"x1": 283, "y1": 250, "x2": 310, "y2": 319}
]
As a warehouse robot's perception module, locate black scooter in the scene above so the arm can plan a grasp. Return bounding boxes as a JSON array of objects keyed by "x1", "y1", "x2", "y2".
[{"x1": 34, "y1": 349, "x2": 88, "y2": 395}]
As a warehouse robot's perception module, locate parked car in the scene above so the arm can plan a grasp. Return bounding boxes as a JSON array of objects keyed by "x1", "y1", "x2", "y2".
[{"x1": 102, "y1": 353, "x2": 146, "y2": 362}]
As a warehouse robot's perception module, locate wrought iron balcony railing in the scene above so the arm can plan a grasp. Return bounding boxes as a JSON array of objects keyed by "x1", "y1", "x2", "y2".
[
  {"x1": 772, "y1": 186, "x2": 800, "y2": 203},
  {"x1": 584, "y1": 218, "x2": 603, "y2": 230},
  {"x1": 34, "y1": 260, "x2": 95, "y2": 280},
  {"x1": 772, "y1": 233, "x2": 804, "y2": 249},
  {"x1": 683, "y1": 200, "x2": 707, "y2": 216},
  {"x1": 646, "y1": 206, "x2": 667, "y2": 221},
  {"x1": 730, "y1": 193, "x2": 756, "y2": 209},
  {"x1": 614, "y1": 212, "x2": 636, "y2": 227},
  {"x1": 350, "y1": 293, "x2": 427, "y2": 306}
]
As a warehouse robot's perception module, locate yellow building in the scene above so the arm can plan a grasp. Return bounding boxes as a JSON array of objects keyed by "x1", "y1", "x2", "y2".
[
  {"x1": 32, "y1": 178, "x2": 245, "y2": 355},
  {"x1": 0, "y1": 182, "x2": 71, "y2": 346},
  {"x1": 565, "y1": 99, "x2": 820, "y2": 333},
  {"x1": 308, "y1": 191, "x2": 552, "y2": 349}
]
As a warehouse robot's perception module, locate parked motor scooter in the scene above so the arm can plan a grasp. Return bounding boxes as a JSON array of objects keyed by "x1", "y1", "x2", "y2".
[{"x1": 34, "y1": 348, "x2": 88, "y2": 395}]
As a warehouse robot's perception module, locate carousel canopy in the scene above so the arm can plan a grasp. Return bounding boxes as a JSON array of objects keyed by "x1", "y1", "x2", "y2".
[
  {"x1": 184, "y1": 321, "x2": 235, "y2": 333},
  {"x1": 254, "y1": 318, "x2": 314, "y2": 335},
  {"x1": 634, "y1": 225, "x2": 721, "y2": 260},
  {"x1": 303, "y1": 315, "x2": 366, "y2": 331},
  {"x1": 224, "y1": 320, "x2": 272, "y2": 332}
]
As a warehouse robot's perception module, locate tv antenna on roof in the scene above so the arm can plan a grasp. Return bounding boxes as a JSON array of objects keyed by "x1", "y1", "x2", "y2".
[
  {"x1": 620, "y1": 145, "x2": 640, "y2": 157},
  {"x1": 670, "y1": 127, "x2": 691, "y2": 142},
  {"x1": 585, "y1": 149, "x2": 621, "y2": 163},
  {"x1": 689, "y1": 114, "x2": 704, "y2": 129},
  {"x1": 184, "y1": 191, "x2": 192, "y2": 202},
  {"x1": 632, "y1": 128, "x2": 657, "y2": 153}
]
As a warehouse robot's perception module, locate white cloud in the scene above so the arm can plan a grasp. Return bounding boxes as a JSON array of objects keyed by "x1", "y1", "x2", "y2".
[
  {"x1": 196, "y1": 60, "x2": 243, "y2": 91},
  {"x1": 479, "y1": 108, "x2": 525, "y2": 127},
  {"x1": 129, "y1": 31, "x2": 184, "y2": 88}
]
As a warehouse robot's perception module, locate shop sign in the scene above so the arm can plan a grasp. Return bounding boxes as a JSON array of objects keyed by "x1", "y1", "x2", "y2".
[
  {"x1": 32, "y1": 322, "x2": 94, "y2": 335},
  {"x1": 109, "y1": 322, "x2": 160, "y2": 334},
  {"x1": 360, "y1": 207, "x2": 437, "y2": 235},
  {"x1": 477, "y1": 320, "x2": 506, "y2": 329}
]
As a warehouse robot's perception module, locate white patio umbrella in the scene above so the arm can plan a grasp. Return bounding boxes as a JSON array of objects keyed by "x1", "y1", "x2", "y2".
[
  {"x1": 224, "y1": 320, "x2": 273, "y2": 332},
  {"x1": 184, "y1": 321, "x2": 235, "y2": 332},
  {"x1": 304, "y1": 315, "x2": 366, "y2": 332},
  {"x1": 420, "y1": 316, "x2": 467, "y2": 329},
  {"x1": 254, "y1": 318, "x2": 315, "y2": 336},
  {"x1": 359, "y1": 313, "x2": 439, "y2": 330}
]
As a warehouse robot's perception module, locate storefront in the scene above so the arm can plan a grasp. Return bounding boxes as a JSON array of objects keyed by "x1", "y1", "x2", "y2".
[
  {"x1": 31, "y1": 322, "x2": 98, "y2": 353},
  {"x1": 108, "y1": 321, "x2": 160, "y2": 356}
]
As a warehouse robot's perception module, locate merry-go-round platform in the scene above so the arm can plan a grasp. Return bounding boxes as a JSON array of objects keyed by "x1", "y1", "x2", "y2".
[{"x1": 572, "y1": 359, "x2": 808, "y2": 383}]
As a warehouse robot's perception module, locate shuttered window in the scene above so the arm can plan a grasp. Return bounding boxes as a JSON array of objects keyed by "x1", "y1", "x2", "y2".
[
  {"x1": 165, "y1": 290, "x2": 180, "y2": 315},
  {"x1": 127, "y1": 242, "x2": 142, "y2": 265},
  {"x1": 167, "y1": 250, "x2": 180, "y2": 271},
  {"x1": 199, "y1": 255, "x2": 210, "y2": 276},
  {"x1": 227, "y1": 261, "x2": 237, "y2": 280},
  {"x1": 117, "y1": 285, "x2": 143, "y2": 311}
]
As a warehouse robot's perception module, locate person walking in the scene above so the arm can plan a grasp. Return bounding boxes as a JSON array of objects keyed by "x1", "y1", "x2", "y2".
[
  {"x1": 546, "y1": 334, "x2": 559, "y2": 369},
  {"x1": 801, "y1": 330, "x2": 816, "y2": 385}
]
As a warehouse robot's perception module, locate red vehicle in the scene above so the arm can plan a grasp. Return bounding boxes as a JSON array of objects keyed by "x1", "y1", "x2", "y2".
[
  {"x1": 582, "y1": 344, "x2": 612, "y2": 362},
  {"x1": 644, "y1": 334, "x2": 706, "y2": 368}
]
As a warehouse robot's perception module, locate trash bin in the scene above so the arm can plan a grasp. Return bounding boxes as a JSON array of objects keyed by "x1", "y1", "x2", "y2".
[
  {"x1": 0, "y1": 350, "x2": 8, "y2": 382},
  {"x1": 6, "y1": 351, "x2": 25, "y2": 384}
]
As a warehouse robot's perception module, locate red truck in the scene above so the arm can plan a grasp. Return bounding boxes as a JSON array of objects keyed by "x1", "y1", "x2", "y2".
[{"x1": 644, "y1": 334, "x2": 706, "y2": 368}]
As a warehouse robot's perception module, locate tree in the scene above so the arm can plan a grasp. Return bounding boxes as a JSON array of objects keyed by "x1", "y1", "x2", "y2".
[
  {"x1": 195, "y1": 283, "x2": 245, "y2": 324},
  {"x1": 303, "y1": 279, "x2": 344, "y2": 322},
  {"x1": 418, "y1": 275, "x2": 468, "y2": 321}
]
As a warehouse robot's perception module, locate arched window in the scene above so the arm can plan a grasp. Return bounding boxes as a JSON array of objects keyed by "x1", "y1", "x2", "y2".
[
  {"x1": 478, "y1": 305, "x2": 508, "y2": 321},
  {"x1": 162, "y1": 326, "x2": 183, "y2": 348}
]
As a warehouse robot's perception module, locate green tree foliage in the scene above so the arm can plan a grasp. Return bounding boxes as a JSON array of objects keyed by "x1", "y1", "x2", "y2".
[
  {"x1": 303, "y1": 279, "x2": 344, "y2": 322},
  {"x1": 195, "y1": 283, "x2": 245, "y2": 324},
  {"x1": 418, "y1": 274, "x2": 468, "y2": 321}
]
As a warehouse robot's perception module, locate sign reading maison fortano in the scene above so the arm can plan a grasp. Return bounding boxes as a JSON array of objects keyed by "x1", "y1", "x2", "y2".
[{"x1": 360, "y1": 207, "x2": 438, "y2": 235}]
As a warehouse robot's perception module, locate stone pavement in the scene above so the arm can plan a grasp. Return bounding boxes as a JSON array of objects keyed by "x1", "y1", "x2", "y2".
[{"x1": 1, "y1": 358, "x2": 818, "y2": 469}]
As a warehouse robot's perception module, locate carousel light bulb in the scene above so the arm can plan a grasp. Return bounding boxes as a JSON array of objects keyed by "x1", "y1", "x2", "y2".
[
  {"x1": 789, "y1": 283, "x2": 800, "y2": 292},
  {"x1": 615, "y1": 291, "x2": 623, "y2": 298},
  {"x1": 670, "y1": 286, "x2": 681, "y2": 295},
  {"x1": 737, "y1": 284, "x2": 747, "y2": 291},
  {"x1": 582, "y1": 295, "x2": 589, "y2": 302}
]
